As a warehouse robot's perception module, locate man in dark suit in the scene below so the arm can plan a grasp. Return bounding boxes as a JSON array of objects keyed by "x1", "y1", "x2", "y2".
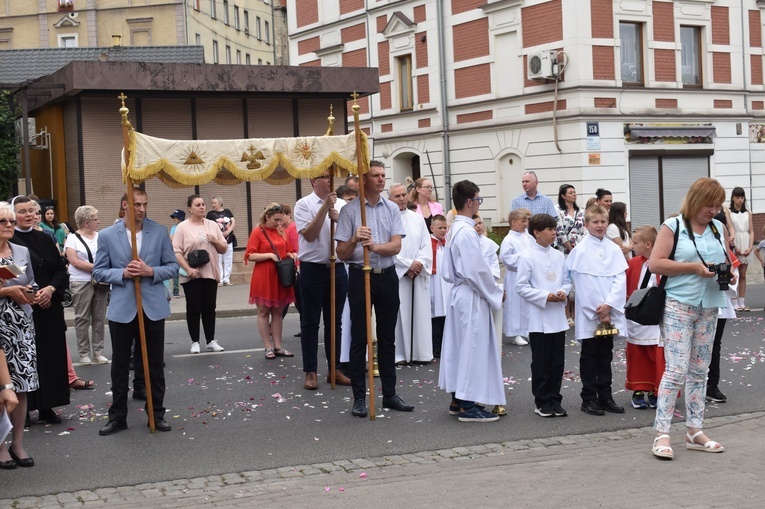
[{"x1": 93, "y1": 188, "x2": 178, "y2": 435}]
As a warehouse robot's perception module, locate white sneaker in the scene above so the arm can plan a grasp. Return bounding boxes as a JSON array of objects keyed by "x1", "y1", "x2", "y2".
[
  {"x1": 190, "y1": 342, "x2": 201, "y2": 354},
  {"x1": 93, "y1": 355, "x2": 110, "y2": 364},
  {"x1": 513, "y1": 336, "x2": 529, "y2": 346},
  {"x1": 206, "y1": 340, "x2": 225, "y2": 352},
  {"x1": 80, "y1": 356, "x2": 92, "y2": 365}
]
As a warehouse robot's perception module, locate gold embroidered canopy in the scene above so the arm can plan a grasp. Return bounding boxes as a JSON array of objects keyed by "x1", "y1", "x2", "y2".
[{"x1": 122, "y1": 129, "x2": 369, "y2": 187}]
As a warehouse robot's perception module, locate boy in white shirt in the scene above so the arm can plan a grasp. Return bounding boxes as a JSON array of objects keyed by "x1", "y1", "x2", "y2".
[
  {"x1": 516, "y1": 214, "x2": 571, "y2": 418},
  {"x1": 500, "y1": 208, "x2": 533, "y2": 346},
  {"x1": 566, "y1": 205, "x2": 628, "y2": 416}
]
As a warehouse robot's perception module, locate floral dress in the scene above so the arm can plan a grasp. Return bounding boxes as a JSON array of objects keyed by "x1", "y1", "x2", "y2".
[{"x1": 555, "y1": 206, "x2": 585, "y2": 255}]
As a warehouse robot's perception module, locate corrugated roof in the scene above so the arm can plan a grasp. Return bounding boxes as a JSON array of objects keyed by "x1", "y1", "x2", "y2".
[{"x1": 0, "y1": 46, "x2": 205, "y2": 84}]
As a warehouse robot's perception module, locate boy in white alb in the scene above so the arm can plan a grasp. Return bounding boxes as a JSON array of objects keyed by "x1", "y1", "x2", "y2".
[
  {"x1": 566, "y1": 205, "x2": 627, "y2": 416},
  {"x1": 429, "y1": 215, "x2": 451, "y2": 359},
  {"x1": 516, "y1": 214, "x2": 571, "y2": 418},
  {"x1": 500, "y1": 209, "x2": 533, "y2": 346},
  {"x1": 438, "y1": 180, "x2": 504, "y2": 423}
]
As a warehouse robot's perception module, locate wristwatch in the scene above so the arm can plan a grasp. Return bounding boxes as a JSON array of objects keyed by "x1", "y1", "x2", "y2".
[{"x1": 1, "y1": 383, "x2": 13, "y2": 391}]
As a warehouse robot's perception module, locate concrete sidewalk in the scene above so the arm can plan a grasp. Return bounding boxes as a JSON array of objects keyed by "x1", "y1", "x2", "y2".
[
  {"x1": 4, "y1": 412, "x2": 763, "y2": 508},
  {"x1": 63, "y1": 282, "x2": 260, "y2": 327}
]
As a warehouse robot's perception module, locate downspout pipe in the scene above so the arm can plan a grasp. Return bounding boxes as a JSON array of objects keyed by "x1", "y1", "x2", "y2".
[{"x1": 437, "y1": 0, "x2": 451, "y2": 209}]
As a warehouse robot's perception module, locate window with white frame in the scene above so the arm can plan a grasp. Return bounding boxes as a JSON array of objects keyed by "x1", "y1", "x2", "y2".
[
  {"x1": 256, "y1": 16, "x2": 261, "y2": 39},
  {"x1": 244, "y1": 11, "x2": 250, "y2": 34},
  {"x1": 681, "y1": 26, "x2": 702, "y2": 87},
  {"x1": 225, "y1": 45, "x2": 231, "y2": 64},
  {"x1": 57, "y1": 34, "x2": 78, "y2": 47},
  {"x1": 265, "y1": 20, "x2": 269, "y2": 44},
  {"x1": 210, "y1": 0, "x2": 216, "y2": 19},
  {"x1": 246, "y1": 53, "x2": 251, "y2": 65},
  {"x1": 619, "y1": 22, "x2": 643, "y2": 85},
  {"x1": 212, "y1": 40, "x2": 219, "y2": 63},
  {"x1": 236, "y1": 49, "x2": 241, "y2": 64},
  {"x1": 223, "y1": 0, "x2": 229, "y2": 25},
  {"x1": 195, "y1": 33, "x2": 201, "y2": 46},
  {"x1": 234, "y1": 6, "x2": 240, "y2": 30}
]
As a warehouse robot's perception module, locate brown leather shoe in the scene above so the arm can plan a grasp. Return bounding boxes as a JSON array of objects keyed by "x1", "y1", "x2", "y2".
[
  {"x1": 304, "y1": 372, "x2": 318, "y2": 390},
  {"x1": 326, "y1": 370, "x2": 352, "y2": 386}
]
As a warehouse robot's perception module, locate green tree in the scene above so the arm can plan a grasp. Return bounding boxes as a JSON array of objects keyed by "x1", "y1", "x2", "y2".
[{"x1": 0, "y1": 90, "x2": 21, "y2": 201}]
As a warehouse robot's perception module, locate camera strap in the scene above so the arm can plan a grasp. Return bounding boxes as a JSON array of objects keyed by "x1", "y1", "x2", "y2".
[{"x1": 682, "y1": 217, "x2": 731, "y2": 267}]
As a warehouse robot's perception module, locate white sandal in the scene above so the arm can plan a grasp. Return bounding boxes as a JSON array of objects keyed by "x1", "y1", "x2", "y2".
[
  {"x1": 686, "y1": 430, "x2": 724, "y2": 453},
  {"x1": 652, "y1": 434, "x2": 673, "y2": 459}
]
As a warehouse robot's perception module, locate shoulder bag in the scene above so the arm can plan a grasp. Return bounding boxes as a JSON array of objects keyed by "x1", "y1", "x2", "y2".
[
  {"x1": 261, "y1": 227, "x2": 296, "y2": 288},
  {"x1": 187, "y1": 221, "x2": 211, "y2": 268},
  {"x1": 624, "y1": 218, "x2": 679, "y2": 326},
  {"x1": 73, "y1": 232, "x2": 111, "y2": 289}
]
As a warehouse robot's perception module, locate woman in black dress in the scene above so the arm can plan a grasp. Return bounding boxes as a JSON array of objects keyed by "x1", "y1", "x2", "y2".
[{"x1": 10, "y1": 196, "x2": 70, "y2": 425}]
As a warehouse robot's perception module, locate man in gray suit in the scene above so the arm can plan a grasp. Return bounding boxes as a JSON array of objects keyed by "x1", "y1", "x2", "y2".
[{"x1": 93, "y1": 188, "x2": 178, "y2": 435}]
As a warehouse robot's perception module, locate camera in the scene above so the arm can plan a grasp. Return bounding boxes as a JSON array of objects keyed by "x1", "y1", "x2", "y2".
[{"x1": 708, "y1": 263, "x2": 732, "y2": 291}]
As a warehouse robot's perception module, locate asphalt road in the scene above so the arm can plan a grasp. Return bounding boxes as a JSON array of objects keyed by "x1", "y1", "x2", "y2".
[{"x1": 3, "y1": 288, "x2": 765, "y2": 498}]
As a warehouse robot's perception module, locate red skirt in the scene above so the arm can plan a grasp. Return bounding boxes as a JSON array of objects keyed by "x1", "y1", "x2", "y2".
[
  {"x1": 248, "y1": 260, "x2": 295, "y2": 308},
  {"x1": 625, "y1": 342, "x2": 665, "y2": 392}
]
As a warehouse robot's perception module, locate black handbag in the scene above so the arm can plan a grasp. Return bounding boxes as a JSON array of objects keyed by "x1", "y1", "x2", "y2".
[
  {"x1": 624, "y1": 219, "x2": 679, "y2": 326},
  {"x1": 187, "y1": 249, "x2": 210, "y2": 268},
  {"x1": 261, "y1": 227, "x2": 296, "y2": 288}
]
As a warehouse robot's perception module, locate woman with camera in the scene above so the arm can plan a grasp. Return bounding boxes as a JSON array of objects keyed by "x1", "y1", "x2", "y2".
[
  {"x1": 649, "y1": 178, "x2": 733, "y2": 460},
  {"x1": 0, "y1": 201, "x2": 39, "y2": 468},
  {"x1": 173, "y1": 195, "x2": 228, "y2": 355},
  {"x1": 244, "y1": 203, "x2": 296, "y2": 360}
]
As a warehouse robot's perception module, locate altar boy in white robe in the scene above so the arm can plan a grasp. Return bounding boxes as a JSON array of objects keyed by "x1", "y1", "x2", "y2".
[
  {"x1": 566, "y1": 205, "x2": 628, "y2": 417},
  {"x1": 429, "y1": 215, "x2": 451, "y2": 359},
  {"x1": 438, "y1": 180, "x2": 504, "y2": 423},
  {"x1": 390, "y1": 184, "x2": 433, "y2": 364},
  {"x1": 500, "y1": 209, "x2": 533, "y2": 346},
  {"x1": 516, "y1": 214, "x2": 571, "y2": 418}
]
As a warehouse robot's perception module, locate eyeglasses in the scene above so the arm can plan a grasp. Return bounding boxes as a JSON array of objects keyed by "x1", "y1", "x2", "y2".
[
  {"x1": 420, "y1": 185, "x2": 433, "y2": 190},
  {"x1": 15, "y1": 208, "x2": 36, "y2": 216},
  {"x1": 0, "y1": 218, "x2": 17, "y2": 226},
  {"x1": 469, "y1": 197, "x2": 484, "y2": 205}
]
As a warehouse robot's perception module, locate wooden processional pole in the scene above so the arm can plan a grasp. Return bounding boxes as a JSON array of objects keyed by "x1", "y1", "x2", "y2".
[
  {"x1": 119, "y1": 93, "x2": 156, "y2": 433},
  {"x1": 326, "y1": 106, "x2": 337, "y2": 389},
  {"x1": 351, "y1": 93, "x2": 375, "y2": 420}
]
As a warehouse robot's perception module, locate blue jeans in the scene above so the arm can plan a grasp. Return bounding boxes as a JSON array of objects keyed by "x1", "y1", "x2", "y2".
[{"x1": 299, "y1": 262, "x2": 348, "y2": 373}]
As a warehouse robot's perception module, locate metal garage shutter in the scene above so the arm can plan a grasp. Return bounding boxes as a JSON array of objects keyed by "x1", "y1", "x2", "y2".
[
  {"x1": 661, "y1": 156, "x2": 709, "y2": 219},
  {"x1": 629, "y1": 156, "x2": 661, "y2": 229}
]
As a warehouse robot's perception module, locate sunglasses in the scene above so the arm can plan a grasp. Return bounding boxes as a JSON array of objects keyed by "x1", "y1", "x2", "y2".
[{"x1": 266, "y1": 206, "x2": 284, "y2": 214}]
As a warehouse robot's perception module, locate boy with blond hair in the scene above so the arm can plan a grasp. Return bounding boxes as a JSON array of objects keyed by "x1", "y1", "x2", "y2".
[
  {"x1": 500, "y1": 208, "x2": 534, "y2": 346},
  {"x1": 566, "y1": 205, "x2": 627, "y2": 416},
  {"x1": 624, "y1": 226, "x2": 662, "y2": 409}
]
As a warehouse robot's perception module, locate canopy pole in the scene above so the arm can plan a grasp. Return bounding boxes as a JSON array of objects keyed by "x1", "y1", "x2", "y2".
[
  {"x1": 119, "y1": 93, "x2": 155, "y2": 433},
  {"x1": 327, "y1": 105, "x2": 337, "y2": 390},
  {"x1": 351, "y1": 93, "x2": 374, "y2": 421}
]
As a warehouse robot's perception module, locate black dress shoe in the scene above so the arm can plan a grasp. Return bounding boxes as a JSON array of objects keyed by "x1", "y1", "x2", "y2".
[
  {"x1": 151, "y1": 418, "x2": 172, "y2": 432},
  {"x1": 9, "y1": 449, "x2": 34, "y2": 467},
  {"x1": 38, "y1": 409, "x2": 62, "y2": 424},
  {"x1": 0, "y1": 459, "x2": 17, "y2": 470},
  {"x1": 581, "y1": 400, "x2": 605, "y2": 416},
  {"x1": 351, "y1": 399, "x2": 367, "y2": 417},
  {"x1": 132, "y1": 389, "x2": 147, "y2": 401},
  {"x1": 382, "y1": 394, "x2": 414, "y2": 412},
  {"x1": 99, "y1": 420, "x2": 128, "y2": 436},
  {"x1": 599, "y1": 398, "x2": 626, "y2": 413}
]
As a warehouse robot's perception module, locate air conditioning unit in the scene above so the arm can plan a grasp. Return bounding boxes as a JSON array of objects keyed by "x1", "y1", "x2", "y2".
[{"x1": 527, "y1": 51, "x2": 558, "y2": 81}]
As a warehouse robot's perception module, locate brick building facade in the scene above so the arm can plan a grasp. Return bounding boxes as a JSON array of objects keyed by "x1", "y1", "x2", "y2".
[{"x1": 287, "y1": 0, "x2": 765, "y2": 231}]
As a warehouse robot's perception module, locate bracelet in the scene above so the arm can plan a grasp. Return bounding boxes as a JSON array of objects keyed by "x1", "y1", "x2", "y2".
[{"x1": 1, "y1": 383, "x2": 14, "y2": 391}]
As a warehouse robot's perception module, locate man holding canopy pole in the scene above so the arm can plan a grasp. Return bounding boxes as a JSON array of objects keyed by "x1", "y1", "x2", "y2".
[
  {"x1": 336, "y1": 161, "x2": 415, "y2": 418},
  {"x1": 295, "y1": 172, "x2": 351, "y2": 390},
  {"x1": 94, "y1": 188, "x2": 179, "y2": 435}
]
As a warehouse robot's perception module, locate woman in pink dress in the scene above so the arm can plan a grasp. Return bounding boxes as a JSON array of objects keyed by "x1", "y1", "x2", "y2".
[{"x1": 408, "y1": 177, "x2": 444, "y2": 230}]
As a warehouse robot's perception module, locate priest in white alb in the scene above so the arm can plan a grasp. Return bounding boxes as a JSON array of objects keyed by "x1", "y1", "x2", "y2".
[{"x1": 389, "y1": 183, "x2": 433, "y2": 363}]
